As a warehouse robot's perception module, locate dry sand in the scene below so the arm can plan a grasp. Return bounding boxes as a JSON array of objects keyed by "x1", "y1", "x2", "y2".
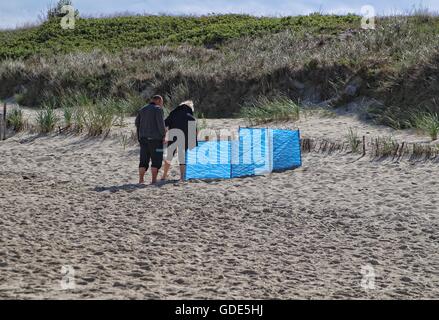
[{"x1": 0, "y1": 112, "x2": 438, "y2": 299}]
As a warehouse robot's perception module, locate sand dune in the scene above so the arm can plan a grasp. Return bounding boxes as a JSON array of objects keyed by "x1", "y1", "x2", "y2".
[{"x1": 0, "y1": 115, "x2": 438, "y2": 299}]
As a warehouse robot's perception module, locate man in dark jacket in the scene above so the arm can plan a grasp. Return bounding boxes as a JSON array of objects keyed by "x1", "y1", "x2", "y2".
[
  {"x1": 135, "y1": 95, "x2": 166, "y2": 184},
  {"x1": 161, "y1": 100, "x2": 197, "y2": 181}
]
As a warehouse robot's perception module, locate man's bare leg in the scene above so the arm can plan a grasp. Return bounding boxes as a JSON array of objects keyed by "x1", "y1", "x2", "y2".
[
  {"x1": 139, "y1": 167, "x2": 147, "y2": 184},
  {"x1": 179, "y1": 165, "x2": 186, "y2": 182},
  {"x1": 151, "y1": 168, "x2": 159, "y2": 184},
  {"x1": 161, "y1": 161, "x2": 171, "y2": 181}
]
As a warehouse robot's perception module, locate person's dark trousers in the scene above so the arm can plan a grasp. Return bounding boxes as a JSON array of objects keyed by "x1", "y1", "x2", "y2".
[{"x1": 139, "y1": 138, "x2": 164, "y2": 170}]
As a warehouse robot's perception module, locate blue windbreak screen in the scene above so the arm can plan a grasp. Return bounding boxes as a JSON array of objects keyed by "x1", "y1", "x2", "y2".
[
  {"x1": 231, "y1": 128, "x2": 271, "y2": 178},
  {"x1": 272, "y1": 129, "x2": 302, "y2": 171},
  {"x1": 185, "y1": 128, "x2": 301, "y2": 180},
  {"x1": 185, "y1": 140, "x2": 231, "y2": 179}
]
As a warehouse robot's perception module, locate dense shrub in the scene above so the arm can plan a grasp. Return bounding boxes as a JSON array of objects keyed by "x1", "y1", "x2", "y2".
[{"x1": 0, "y1": 14, "x2": 359, "y2": 59}]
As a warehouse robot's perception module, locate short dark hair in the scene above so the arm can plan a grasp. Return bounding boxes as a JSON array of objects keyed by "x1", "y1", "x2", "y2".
[{"x1": 151, "y1": 95, "x2": 163, "y2": 103}]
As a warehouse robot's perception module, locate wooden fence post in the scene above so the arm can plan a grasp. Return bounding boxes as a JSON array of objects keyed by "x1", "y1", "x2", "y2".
[
  {"x1": 0, "y1": 105, "x2": 2, "y2": 141},
  {"x1": 2, "y1": 103, "x2": 6, "y2": 141},
  {"x1": 399, "y1": 142, "x2": 405, "y2": 161},
  {"x1": 362, "y1": 136, "x2": 366, "y2": 156}
]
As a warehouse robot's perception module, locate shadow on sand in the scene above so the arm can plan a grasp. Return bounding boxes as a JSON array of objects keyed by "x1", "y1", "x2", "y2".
[
  {"x1": 92, "y1": 183, "x2": 147, "y2": 193},
  {"x1": 92, "y1": 180, "x2": 181, "y2": 193}
]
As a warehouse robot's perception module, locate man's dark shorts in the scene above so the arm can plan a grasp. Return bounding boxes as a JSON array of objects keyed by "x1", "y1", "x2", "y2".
[{"x1": 139, "y1": 138, "x2": 163, "y2": 170}]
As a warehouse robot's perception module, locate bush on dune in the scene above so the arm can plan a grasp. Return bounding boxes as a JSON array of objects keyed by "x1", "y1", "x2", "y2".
[{"x1": 0, "y1": 13, "x2": 359, "y2": 59}]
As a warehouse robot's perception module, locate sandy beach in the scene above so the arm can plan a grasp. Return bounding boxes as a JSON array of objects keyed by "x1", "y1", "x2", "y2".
[{"x1": 0, "y1": 112, "x2": 438, "y2": 299}]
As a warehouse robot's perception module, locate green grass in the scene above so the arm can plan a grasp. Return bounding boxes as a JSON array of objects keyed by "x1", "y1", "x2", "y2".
[
  {"x1": 374, "y1": 136, "x2": 398, "y2": 157},
  {"x1": 36, "y1": 107, "x2": 59, "y2": 133},
  {"x1": 56, "y1": 94, "x2": 140, "y2": 135},
  {"x1": 63, "y1": 106, "x2": 73, "y2": 128},
  {"x1": 346, "y1": 127, "x2": 360, "y2": 153},
  {"x1": 82, "y1": 102, "x2": 116, "y2": 136},
  {"x1": 70, "y1": 106, "x2": 82, "y2": 132},
  {"x1": 0, "y1": 14, "x2": 359, "y2": 60},
  {"x1": 123, "y1": 94, "x2": 148, "y2": 116},
  {"x1": 6, "y1": 108, "x2": 25, "y2": 131},
  {"x1": 410, "y1": 112, "x2": 439, "y2": 141},
  {"x1": 240, "y1": 96, "x2": 300, "y2": 125}
]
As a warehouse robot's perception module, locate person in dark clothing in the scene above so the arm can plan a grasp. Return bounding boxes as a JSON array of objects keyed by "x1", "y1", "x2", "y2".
[
  {"x1": 161, "y1": 100, "x2": 197, "y2": 181},
  {"x1": 135, "y1": 95, "x2": 166, "y2": 184}
]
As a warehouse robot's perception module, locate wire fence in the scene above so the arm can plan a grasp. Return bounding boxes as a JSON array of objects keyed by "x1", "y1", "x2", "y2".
[{"x1": 301, "y1": 137, "x2": 439, "y2": 161}]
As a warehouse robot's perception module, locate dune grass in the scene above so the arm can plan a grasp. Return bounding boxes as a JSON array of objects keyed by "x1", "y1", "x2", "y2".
[
  {"x1": 346, "y1": 127, "x2": 361, "y2": 153},
  {"x1": 82, "y1": 102, "x2": 116, "y2": 136},
  {"x1": 44, "y1": 92, "x2": 145, "y2": 135},
  {"x1": 410, "y1": 112, "x2": 439, "y2": 141},
  {"x1": 63, "y1": 106, "x2": 73, "y2": 128},
  {"x1": 374, "y1": 136, "x2": 398, "y2": 157},
  {"x1": 6, "y1": 108, "x2": 25, "y2": 132},
  {"x1": 36, "y1": 107, "x2": 59, "y2": 133},
  {"x1": 240, "y1": 96, "x2": 300, "y2": 125}
]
